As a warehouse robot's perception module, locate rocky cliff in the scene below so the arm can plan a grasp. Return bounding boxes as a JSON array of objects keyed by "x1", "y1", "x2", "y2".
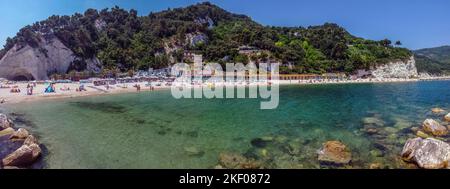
[
  {"x1": 371, "y1": 56, "x2": 418, "y2": 79},
  {"x1": 0, "y1": 36, "x2": 100, "y2": 80}
]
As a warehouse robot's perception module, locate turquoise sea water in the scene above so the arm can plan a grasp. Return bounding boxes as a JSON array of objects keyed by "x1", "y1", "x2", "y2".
[{"x1": 3, "y1": 80, "x2": 450, "y2": 168}]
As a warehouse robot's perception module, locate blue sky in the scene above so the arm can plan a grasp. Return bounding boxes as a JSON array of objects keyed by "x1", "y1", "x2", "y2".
[{"x1": 0, "y1": 0, "x2": 449, "y2": 50}]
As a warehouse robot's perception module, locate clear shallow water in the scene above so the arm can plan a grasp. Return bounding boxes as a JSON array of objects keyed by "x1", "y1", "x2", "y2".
[{"x1": 4, "y1": 80, "x2": 450, "y2": 169}]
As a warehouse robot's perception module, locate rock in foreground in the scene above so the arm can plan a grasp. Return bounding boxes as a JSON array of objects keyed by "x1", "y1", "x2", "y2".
[
  {"x1": 431, "y1": 108, "x2": 445, "y2": 114},
  {"x1": 317, "y1": 141, "x2": 352, "y2": 165},
  {"x1": 401, "y1": 137, "x2": 450, "y2": 169},
  {"x1": 445, "y1": 113, "x2": 450, "y2": 122},
  {"x1": 2, "y1": 143, "x2": 41, "y2": 167},
  {"x1": 9, "y1": 128, "x2": 30, "y2": 140},
  {"x1": 422, "y1": 119, "x2": 448, "y2": 136},
  {"x1": 218, "y1": 152, "x2": 262, "y2": 169},
  {"x1": 0, "y1": 114, "x2": 12, "y2": 130}
]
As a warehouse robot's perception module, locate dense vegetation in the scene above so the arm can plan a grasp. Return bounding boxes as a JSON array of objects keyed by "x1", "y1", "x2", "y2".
[
  {"x1": 0, "y1": 2, "x2": 411, "y2": 74},
  {"x1": 414, "y1": 46, "x2": 450, "y2": 75}
]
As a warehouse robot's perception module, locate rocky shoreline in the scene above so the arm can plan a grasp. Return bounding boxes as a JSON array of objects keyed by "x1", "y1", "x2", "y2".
[
  {"x1": 214, "y1": 109, "x2": 450, "y2": 169},
  {"x1": 0, "y1": 113, "x2": 43, "y2": 169},
  {"x1": 1, "y1": 105, "x2": 450, "y2": 169}
]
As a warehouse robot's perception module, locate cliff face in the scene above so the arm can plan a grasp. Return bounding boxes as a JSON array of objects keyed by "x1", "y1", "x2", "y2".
[
  {"x1": 0, "y1": 36, "x2": 74, "y2": 80},
  {"x1": 371, "y1": 56, "x2": 418, "y2": 79},
  {"x1": 0, "y1": 36, "x2": 101, "y2": 80}
]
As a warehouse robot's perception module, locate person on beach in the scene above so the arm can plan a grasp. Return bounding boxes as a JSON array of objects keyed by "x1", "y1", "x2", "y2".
[
  {"x1": 76, "y1": 84, "x2": 86, "y2": 92},
  {"x1": 10, "y1": 86, "x2": 20, "y2": 93},
  {"x1": 26, "y1": 83, "x2": 31, "y2": 95},
  {"x1": 27, "y1": 84, "x2": 34, "y2": 95},
  {"x1": 133, "y1": 84, "x2": 141, "y2": 92}
]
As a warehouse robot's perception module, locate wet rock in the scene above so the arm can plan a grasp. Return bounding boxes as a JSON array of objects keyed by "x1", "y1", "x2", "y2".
[
  {"x1": 282, "y1": 141, "x2": 300, "y2": 155},
  {"x1": 23, "y1": 135, "x2": 38, "y2": 146},
  {"x1": 250, "y1": 138, "x2": 269, "y2": 148},
  {"x1": 363, "y1": 127, "x2": 379, "y2": 135},
  {"x1": 260, "y1": 136, "x2": 274, "y2": 142},
  {"x1": 401, "y1": 137, "x2": 450, "y2": 169},
  {"x1": 362, "y1": 117, "x2": 385, "y2": 127},
  {"x1": 422, "y1": 119, "x2": 448, "y2": 136},
  {"x1": 317, "y1": 141, "x2": 352, "y2": 165},
  {"x1": 2, "y1": 166, "x2": 20, "y2": 169},
  {"x1": 9, "y1": 128, "x2": 30, "y2": 140},
  {"x1": 387, "y1": 133, "x2": 398, "y2": 141},
  {"x1": 2, "y1": 143, "x2": 41, "y2": 167},
  {"x1": 184, "y1": 146, "x2": 204, "y2": 157},
  {"x1": 0, "y1": 127, "x2": 15, "y2": 137},
  {"x1": 444, "y1": 113, "x2": 450, "y2": 122},
  {"x1": 260, "y1": 149, "x2": 269, "y2": 158},
  {"x1": 416, "y1": 131, "x2": 430, "y2": 139},
  {"x1": 393, "y1": 118, "x2": 412, "y2": 130},
  {"x1": 218, "y1": 152, "x2": 262, "y2": 169},
  {"x1": 384, "y1": 127, "x2": 399, "y2": 134},
  {"x1": 370, "y1": 149, "x2": 384, "y2": 157},
  {"x1": 373, "y1": 142, "x2": 389, "y2": 152},
  {"x1": 410, "y1": 127, "x2": 420, "y2": 133},
  {"x1": 274, "y1": 135, "x2": 288, "y2": 143},
  {"x1": 431, "y1": 108, "x2": 445, "y2": 114},
  {"x1": 0, "y1": 114, "x2": 13, "y2": 130},
  {"x1": 369, "y1": 163, "x2": 383, "y2": 169}
]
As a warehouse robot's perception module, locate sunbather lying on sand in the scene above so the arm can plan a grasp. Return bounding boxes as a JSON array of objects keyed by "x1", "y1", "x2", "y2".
[
  {"x1": 60, "y1": 86, "x2": 71, "y2": 91},
  {"x1": 10, "y1": 87, "x2": 20, "y2": 93}
]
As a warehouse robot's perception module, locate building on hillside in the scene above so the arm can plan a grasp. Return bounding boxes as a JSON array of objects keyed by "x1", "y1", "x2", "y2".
[{"x1": 238, "y1": 45, "x2": 261, "y2": 55}]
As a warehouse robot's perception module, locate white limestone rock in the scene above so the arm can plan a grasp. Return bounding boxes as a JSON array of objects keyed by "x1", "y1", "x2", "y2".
[
  {"x1": 0, "y1": 36, "x2": 75, "y2": 80},
  {"x1": 371, "y1": 56, "x2": 418, "y2": 79}
]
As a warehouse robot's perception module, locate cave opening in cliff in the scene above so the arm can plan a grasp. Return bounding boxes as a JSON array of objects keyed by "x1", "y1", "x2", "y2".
[
  {"x1": 9, "y1": 73, "x2": 35, "y2": 81},
  {"x1": 12, "y1": 75, "x2": 34, "y2": 81}
]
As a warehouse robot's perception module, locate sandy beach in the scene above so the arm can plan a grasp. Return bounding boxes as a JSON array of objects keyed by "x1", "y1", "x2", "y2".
[
  {"x1": 1, "y1": 76, "x2": 450, "y2": 105},
  {"x1": 0, "y1": 81, "x2": 167, "y2": 104}
]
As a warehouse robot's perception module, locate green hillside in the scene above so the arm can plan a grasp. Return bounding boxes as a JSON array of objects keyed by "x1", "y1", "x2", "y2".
[
  {"x1": 0, "y1": 2, "x2": 411, "y2": 75},
  {"x1": 414, "y1": 46, "x2": 450, "y2": 75}
]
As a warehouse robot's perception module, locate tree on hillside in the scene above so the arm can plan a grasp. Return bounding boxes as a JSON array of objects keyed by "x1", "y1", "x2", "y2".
[{"x1": 380, "y1": 39, "x2": 392, "y2": 47}]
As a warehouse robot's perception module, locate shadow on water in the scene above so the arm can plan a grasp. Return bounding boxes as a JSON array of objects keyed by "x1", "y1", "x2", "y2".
[{"x1": 70, "y1": 101, "x2": 128, "y2": 114}]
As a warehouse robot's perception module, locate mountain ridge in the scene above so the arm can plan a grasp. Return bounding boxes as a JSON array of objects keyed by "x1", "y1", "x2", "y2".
[{"x1": 414, "y1": 45, "x2": 450, "y2": 75}]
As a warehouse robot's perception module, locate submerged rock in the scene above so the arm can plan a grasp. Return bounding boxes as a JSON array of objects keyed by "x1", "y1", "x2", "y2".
[
  {"x1": 0, "y1": 114, "x2": 13, "y2": 130},
  {"x1": 410, "y1": 127, "x2": 420, "y2": 133},
  {"x1": 250, "y1": 138, "x2": 269, "y2": 148},
  {"x1": 369, "y1": 163, "x2": 383, "y2": 169},
  {"x1": 362, "y1": 117, "x2": 385, "y2": 127},
  {"x1": 431, "y1": 108, "x2": 445, "y2": 114},
  {"x1": 184, "y1": 146, "x2": 204, "y2": 157},
  {"x1": 317, "y1": 141, "x2": 352, "y2": 165},
  {"x1": 422, "y1": 119, "x2": 448, "y2": 136},
  {"x1": 401, "y1": 137, "x2": 450, "y2": 169},
  {"x1": 416, "y1": 131, "x2": 430, "y2": 139},
  {"x1": 9, "y1": 128, "x2": 30, "y2": 140},
  {"x1": 445, "y1": 113, "x2": 450, "y2": 122},
  {"x1": 393, "y1": 118, "x2": 413, "y2": 130},
  {"x1": 364, "y1": 128, "x2": 379, "y2": 135},
  {"x1": 2, "y1": 143, "x2": 41, "y2": 167},
  {"x1": 384, "y1": 127, "x2": 399, "y2": 134},
  {"x1": 218, "y1": 152, "x2": 262, "y2": 169}
]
